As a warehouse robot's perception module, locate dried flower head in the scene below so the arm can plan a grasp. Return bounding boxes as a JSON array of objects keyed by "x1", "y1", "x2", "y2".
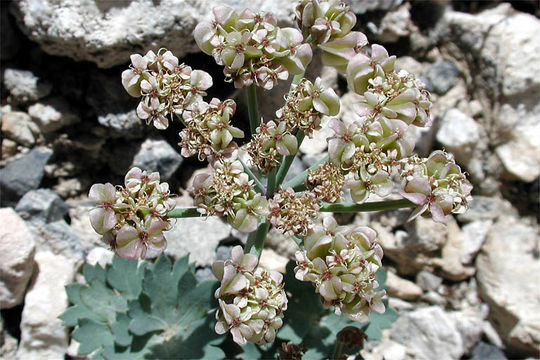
[
  {"x1": 268, "y1": 188, "x2": 320, "y2": 236},
  {"x1": 306, "y1": 162, "x2": 344, "y2": 203}
]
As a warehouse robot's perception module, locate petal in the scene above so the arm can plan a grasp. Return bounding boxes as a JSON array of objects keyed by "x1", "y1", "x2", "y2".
[
  {"x1": 88, "y1": 183, "x2": 116, "y2": 203},
  {"x1": 89, "y1": 207, "x2": 116, "y2": 234}
]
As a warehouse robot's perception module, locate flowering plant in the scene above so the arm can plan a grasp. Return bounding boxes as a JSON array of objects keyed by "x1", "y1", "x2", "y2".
[{"x1": 70, "y1": 0, "x2": 472, "y2": 357}]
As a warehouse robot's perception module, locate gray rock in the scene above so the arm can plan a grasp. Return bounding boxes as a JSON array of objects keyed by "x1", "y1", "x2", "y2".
[
  {"x1": 132, "y1": 138, "x2": 183, "y2": 181},
  {"x1": 12, "y1": 0, "x2": 301, "y2": 68},
  {"x1": 195, "y1": 267, "x2": 215, "y2": 283},
  {"x1": 436, "y1": 108, "x2": 481, "y2": 166},
  {"x1": 424, "y1": 60, "x2": 459, "y2": 94},
  {"x1": 0, "y1": 147, "x2": 52, "y2": 205},
  {"x1": 370, "y1": 4, "x2": 412, "y2": 43},
  {"x1": 86, "y1": 247, "x2": 114, "y2": 268},
  {"x1": 459, "y1": 220, "x2": 491, "y2": 264},
  {"x1": 299, "y1": 117, "x2": 333, "y2": 156},
  {"x1": 350, "y1": 0, "x2": 402, "y2": 14},
  {"x1": 444, "y1": 5, "x2": 540, "y2": 182},
  {"x1": 416, "y1": 270, "x2": 443, "y2": 292},
  {"x1": 457, "y1": 196, "x2": 518, "y2": 223},
  {"x1": 1, "y1": 111, "x2": 41, "y2": 147},
  {"x1": 17, "y1": 251, "x2": 76, "y2": 360},
  {"x1": 476, "y1": 217, "x2": 540, "y2": 356},
  {"x1": 2, "y1": 69, "x2": 52, "y2": 103},
  {"x1": 0, "y1": 208, "x2": 36, "y2": 309},
  {"x1": 163, "y1": 217, "x2": 231, "y2": 266},
  {"x1": 0, "y1": 315, "x2": 18, "y2": 359},
  {"x1": 449, "y1": 309, "x2": 487, "y2": 355},
  {"x1": 390, "y1": 306, "x2": 464, "y2": 360},
  {"x1": 97, "y1": 111, "x2": 145, "y2": 139},
  {"x1": 40, "y1": 221, "x2": 86, "y2": 261},
  {"x1": 215, "y1": 245, "x2": 233, "y2": 262},
  {"x1": 15, "y1": 189, "x2": 69, "y2": 224},
  {"x1": 27, "y1": 97, "x2": 80, "y2": 133},
  {"x1": 284, "y1": 155, "x2": 307, "y2": 183},
  {"x1": 1, "y1": 138, "x2": 18, "y2": 160},
  {"x1": 470, "y1": 342, "x2": 507, "y2": 360}
]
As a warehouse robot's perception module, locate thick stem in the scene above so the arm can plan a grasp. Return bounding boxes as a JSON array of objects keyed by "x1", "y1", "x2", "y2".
[
  {"x1": 245, "y1": 220, "x2": 270, "y2": 258},
  {"x1": 276, "y1": 130, "x2": 306, "y2": 187},
  {"x1": 283, "y1": 154, "x2": 329, "y2": 191},
  {"x1": 266, "y1": 167, "x2": 278, "y2": 198},
  {"x1": 246, "y1": 84, "x2": 260, "y2": 135},
  {"x1": 167, "y1": 207, "x2": 203, "y2": 218},
  {"x1": 319, "y1": 199, "x2": 415, "y2": 213},
  {"x1": 239, "y1": 158, "x2": 265, "y2": 194},
  {"x1": 332, "y1": 339, "x2": 344, "y2": 360}
]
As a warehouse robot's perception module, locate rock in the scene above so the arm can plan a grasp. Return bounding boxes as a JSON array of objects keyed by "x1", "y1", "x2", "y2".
[
  {"x1": 362, "y1": 337, "x2": 407, "y2": 360},
  {"x1": 390, "y1": 306, "x2": 464, "y2": 360},
  {"x1": 97, "y1": 111, "x2": 146, "y2": 139},
  {"x1": 39, "y1": 221, "x2": 86, "y2": 261},
  {"x1": 459, "y1": 220, "x2": 491, "y2": 264},
  {"x1": 415, "y1": 271, "x2": 443, "y2": 292},
  {"x1": 284, "y1": 155, "x2": 306, "y2": 183},
  {"x1": 53, "y1": 177, "x2": 87, "y2": 198},
  {"x1": 375, "y1": 216, "x2": 448, "y2": 276},
  {"x1": 421, "y1": 291, "x2": 446, "y2": 306},
  {"x1": 86, "y1": 247, "x2": 114, "y2": 268},
  {"x1": 444, "y1": 5, "x2": 540, "y2": 182},
  {"x1": 1, "y1": 138, "x2": 18, "y2": 160},
  {"x1": 299, "y1": 116, "x2": 333, "y2": 155},
  {"x1": 386, "y1": 271, "x2": 423, "y2": 301},
  {"x1": 436, "y1": 108, "x2": 481, "y2": 165},
  {"x1": 12, "y1": 0, "x2": 300, "y2": 68},
  {"x1": 163, "y1": 217, "x2": 231, "y2": 267},
  {"x1": 27, "y1": 97, "x2": 80, "y2": 133},
  {"x1": 259, "y1": 248, "x2": 288, "y2": 273},
  {"x1": 476, "y1": 217, "x2": 540, "y2": 356},
  {"x1": 449, "y1": 309, "x2": 487, "y2": 355},
  {"x1": 67, "y1": 201, "x2": 103, "y2": 249},
  {"x1": 17, "y1": 251, "x2": 76, "y2": 360},
  {"x1": 265, "y1": 228, "x2": 299, "y2": 260},
  {"x1": 132, "y1": 138, "x2": 183, "y2": 181},
  {"x1": 431, "y1": 218, "x2": 476, "y2": 281},
  {"x1": 470, "y1": 342, "x2": 508, "y2": 360},
  {"x1": 0, "y1": 323, "x2": 18, "y2": 360},
  {"x1": 215, "y1": 245, "x2": 233, "y2": 262},
  {"x1": 0, "y1": 147, "x2": 52, "y2": 205},
  {"x1": 2, "y1": 68, "x2": 51, "y2": 103},
  {"x1": 457, "y1": 196, "x2": 518, "y2": 223},
  {"x1": 15, "y1": 189, "x2": 69, "y2": 224},
  {"x1": 350, "y1": 0, "x2": 402, "y2": 14},
  {"x1": 0, "y1": 208, "x2": 36, "y2": 309},
  {"x1": 424, "y1": 60, "x2": 459, "y2": 95},
  {"x1": 1, "y1": 111, "x2": 41, "y2": 147},
  {"x1": 371, "y1": 4, "x2": 412, "y2": 43}
]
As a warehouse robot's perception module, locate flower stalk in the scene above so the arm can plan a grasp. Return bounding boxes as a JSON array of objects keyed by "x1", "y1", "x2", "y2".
[
  {"x1": 246, "y1": 84, "x2": 260, "y2": 135},
  {"x1": 319, "y1": 199, "x2": 415, "y2": 213}
]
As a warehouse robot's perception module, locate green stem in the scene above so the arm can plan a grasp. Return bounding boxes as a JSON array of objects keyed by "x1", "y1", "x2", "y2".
[
  {"x1": 266, "y1": 167, "x2": 277, "y2": 197},
  {"x1": 332, "y1": 339, "x2": 344, "y2": 360},
  {"x1": 276, "y1": 130, "x2": 306, "y2": 187},
  {"x1": 245, "y1": 220, "x2": 270, "y2": 258},
  {"x1": 175, "y1": 112, "x2": 188, "y2": 127},
  {"x1": 291, "y1": 235, "x2": 304, "y2": 250},
  {"x1": 246, "y1": 84, "x2": 260, "y2": 135},
  {"x1": 167, "y1": 207, "x2": 203, "y2": 218},
  {"x1": 283, "y1": 154, "x2": 329, "y2": 191},
  {"x1": 319, "y1": 199, "x2": 415, "y2": 213},
  {"x1": 292, "y1": 73, "x2": 304, "y2": 86},
  {"x1": 239, "y1": 158, "x2": 265, "y2": 194}
]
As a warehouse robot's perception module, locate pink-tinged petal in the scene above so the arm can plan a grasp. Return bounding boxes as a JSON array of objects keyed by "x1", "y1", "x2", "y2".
[
  {"x1": 121, "y1": 70, "x2": 141, "y2": 97},
  {"x1": 222, "y1": 273, "x2": 249, "y2": 295},
  {"x1": 89, "y1": 183, "x2": 116, "y2": 203},
  {"x1": 222, "y1": 301, "x2": 241, "y2": 320},
  {"x1": 116, "y1": 225, "x2": 139, "y2": 247},
  {"x1": 319, "y1": 279, "x2": 338, "y2": 300},
  {"x1": 320, "y1": 89, "x2": 340, "y2": 116},
  {"x1": 116, "y1": 235, "x2": 144, "y2": 260},
  {"x1": 429, "y1": 203, "x2": 447, "y2": 224},
  {"x1": 89, "y1": 207, "x2": 116, "y2": 234},
  {"x1": 230, "y1": 327, "x2": 247, "y2": 345},
  {"x1": 191, "y1": 70, "x2": 213, "y2": 90},
  {"x1": 131, "y1": 54, "x2": 147, "y2": 69},
  {"x1": 215, "y1": 320, "x2": 228, "y2": 335},
  {"x1": 312, "y1": 97, "x2": 329, "y2": 115},
  {"x1": 153, "y1": 115, "x2": 168, "y2": 130},
  {"x1": 231, "y1": 245, "x2": 244, "y2": 265},
  {"x1": 212, "y1": 261, "x2": 225, "y2": 281},
  {"x1": 407, "y1": 203, "x2": 429, "y2": 222},
  {"x1": 148, "y1": 234, "x2": 166, "y2": 251},
  {"x1": 241, "y1": 253, "x2": 258, "y2": 273},
  {"x1": 146, "y1": 219, "x2": 169, "y2": 237},
  {"x1": 269, "y1": 270, "x2": 283, "y2": 284},
  {"x1": 404, "y1": 177, "x2": 431, "y2": 197},
  {"x1": 401, "y1": 190, "x2": 428, "y2": 205}
]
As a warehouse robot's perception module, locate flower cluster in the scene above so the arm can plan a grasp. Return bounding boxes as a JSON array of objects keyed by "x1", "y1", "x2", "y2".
[
  {"x1": 247, "y1": 77, "x2": 340, "y2": 173},
  {"x1": 306, "y1": 161, "x2": 344, "y2": 203},
  {"x1": 179, "y1": 98, "x2": 244, "y2": 160},
  {"x1": 121, "y1": 48, "x2": 212, "y2": 129},
  {"x1": 193, "y1": 6, "x2": 312, "y2": 89},
  {"x1": 277, "y1": 77, "x2": 340, "y2": 136},
  {"x1": 327, "y1": 43, "x2": 432, "y2": 204},
  {"x1": 294, "y1": 217, "x2": 385, "y2": 322},
  {"x1": 268, "y1": 188, "x2": 320, "y2": 236},
  {"x1": 399, "y1": 150, "x2": 473, "y2": 223},
  {"x1": 213, "y1": 246, "x2": 288, "y2": 345},
  {"x1": 88, "y1": 168, "x2": 175, "y2": 259},
  {"x1": 191, "y1": 159, "x2": 268, "y2": 232},
  {"x1": 247, "y1": 120, "x2": 298, "y2": 173}
]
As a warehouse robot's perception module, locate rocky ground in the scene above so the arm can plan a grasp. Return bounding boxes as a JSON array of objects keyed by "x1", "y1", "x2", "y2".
[{"x1": 1, "y1": 0, "x2": 539, "y2": 359}]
